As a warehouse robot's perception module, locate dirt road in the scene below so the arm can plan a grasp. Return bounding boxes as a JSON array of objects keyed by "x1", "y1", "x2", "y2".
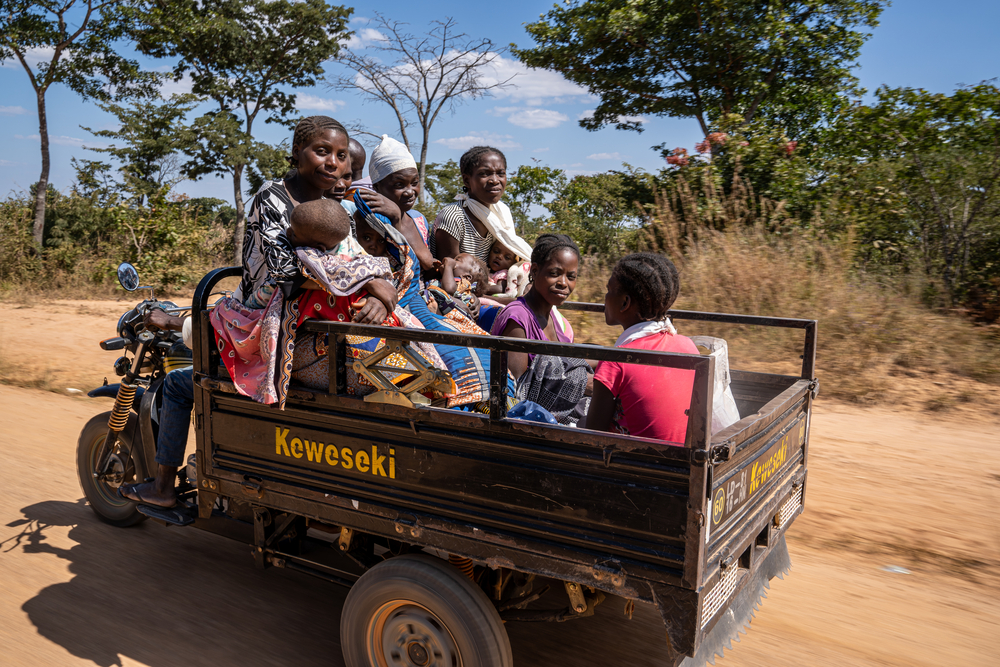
[{"x1": 1, "y1": 300, "x2": 999, "y2": 666}]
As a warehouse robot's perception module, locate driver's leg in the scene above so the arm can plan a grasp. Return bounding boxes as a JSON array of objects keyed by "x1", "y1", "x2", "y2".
[{"x1": 120, "y1": 367, "x2": 194, "y2": 507}]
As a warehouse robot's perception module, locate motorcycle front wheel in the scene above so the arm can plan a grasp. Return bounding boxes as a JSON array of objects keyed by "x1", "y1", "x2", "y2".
[{"x1": 77, "y1": 412, "x2": 146, "y2": 527}]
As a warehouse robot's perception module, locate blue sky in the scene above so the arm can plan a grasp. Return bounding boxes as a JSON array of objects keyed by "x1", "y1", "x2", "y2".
[{"x1": 1, "y1": 0, "x2": 998, "y2": 202}]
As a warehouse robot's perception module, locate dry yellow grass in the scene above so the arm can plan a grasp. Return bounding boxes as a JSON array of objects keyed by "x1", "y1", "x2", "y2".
[{"x1": 566, "y1": 175, "x2": 1000, "y2": 405}]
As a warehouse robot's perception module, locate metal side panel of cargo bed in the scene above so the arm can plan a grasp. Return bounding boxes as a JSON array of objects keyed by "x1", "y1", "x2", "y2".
[{"x1": 189, "y1": 271, "x2": 817, "y2": 667}]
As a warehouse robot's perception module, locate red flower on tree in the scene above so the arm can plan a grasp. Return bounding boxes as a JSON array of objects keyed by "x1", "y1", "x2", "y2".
[
  {"x1": 665, "y1": 147, "x2": 689, "y2": 167},
  {"x1": 785, "y1": 140, "x2": 798, "y2": 156}
]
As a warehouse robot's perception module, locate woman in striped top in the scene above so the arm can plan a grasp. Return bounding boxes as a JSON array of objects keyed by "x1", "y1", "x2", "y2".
[{"x1": 431, "y1": 146, "x2": 507, "y2": 263}]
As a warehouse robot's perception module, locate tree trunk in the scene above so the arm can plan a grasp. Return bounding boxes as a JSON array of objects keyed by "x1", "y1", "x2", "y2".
[
  {"x1": 32, "y1": 90, "x2": 50, "y2": 246},
  {"x1": 232, "y1": 165, "x2": 246, "y2": 266},
  {"x1": 418, "y1": 137, "x2": 429, "y2": 209}
]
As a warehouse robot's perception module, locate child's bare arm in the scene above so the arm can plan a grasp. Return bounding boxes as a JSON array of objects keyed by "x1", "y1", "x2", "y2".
[{"x1": 441, "y1": 257, "x2": 458, "y2": 295}]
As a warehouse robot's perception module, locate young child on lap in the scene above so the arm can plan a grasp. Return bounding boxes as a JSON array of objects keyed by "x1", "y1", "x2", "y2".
[
  {"x1": 485, "y1": 240, "x2": 530, "y2": 301},
  {"x1": 244, "y1": 199, "x2": 352, "y2": 309},
  {"x1": 434, "y1": 253, "x2": 488, "y2": 318},
  {"x1": 585, "y1": 253, "x2": 699, "y2": 444}
]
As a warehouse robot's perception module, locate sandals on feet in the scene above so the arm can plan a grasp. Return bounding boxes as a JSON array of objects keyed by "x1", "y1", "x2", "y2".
[{"x1": 117, "y1": 482, "x2": 176, "y2": 509}]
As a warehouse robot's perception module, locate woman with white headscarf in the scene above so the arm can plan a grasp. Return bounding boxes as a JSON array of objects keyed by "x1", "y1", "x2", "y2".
[{"x1": 359, "y1": 135, "x2": 438, "y2": 272}]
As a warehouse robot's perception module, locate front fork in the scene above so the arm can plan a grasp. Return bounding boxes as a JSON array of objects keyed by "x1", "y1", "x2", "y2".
[{"x1": 98, "y1": 333, "x2": 152, "y2": 474}]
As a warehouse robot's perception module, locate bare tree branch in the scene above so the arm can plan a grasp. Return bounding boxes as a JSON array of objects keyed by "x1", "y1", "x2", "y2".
[{"x1": 327, "y1": 13, "x2": 515, "y2": 205}]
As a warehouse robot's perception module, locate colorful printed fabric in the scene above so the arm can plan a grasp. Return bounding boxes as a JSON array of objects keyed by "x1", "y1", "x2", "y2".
[
  {"x1": 212, "y1": 254, "x2": 396, "y2": 407},
  {"x1": 210, "y1": 291, "x2": 286, "y2": 405},
  {"x1": 352, "y1": 190, "x2": 509, "y2": 410},
  {"x1": 409, "y1": 210, "x2": 430, "y2": 246}
]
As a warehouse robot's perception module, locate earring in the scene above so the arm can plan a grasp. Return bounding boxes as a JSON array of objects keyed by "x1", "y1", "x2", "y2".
[{"x1": 462, "y1": 185, "x2": 469, "y2": 193}]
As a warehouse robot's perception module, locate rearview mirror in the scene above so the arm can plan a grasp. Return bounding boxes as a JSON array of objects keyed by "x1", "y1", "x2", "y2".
[{"x1": 117, "y1": 263, "x2": 140, "y2": 292}]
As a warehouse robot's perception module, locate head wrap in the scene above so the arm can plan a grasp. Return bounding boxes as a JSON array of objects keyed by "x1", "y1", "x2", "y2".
[{"x1": 369, "y1": 135, "x2": 417, "y2": 185}]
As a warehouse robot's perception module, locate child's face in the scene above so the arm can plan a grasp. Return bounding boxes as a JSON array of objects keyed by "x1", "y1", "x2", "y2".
[
  {"x1": 453, "y1": 254, "x2": 479, "y2": 282},
  {"x1": 374, "y1": 168, "x2": 420, "y2": 213},
  {"x1": 324, "y1": 173, "x2": 352, "y2": 201},
  {"x1": 355, "y1": 214, "x2": 387, "y2": 257},
  {"x1": 603, "y1": 274, "x2": 627, "y2": 327},
  {"x1": 488, "y1": 243, "x2": 516, "y2": 273}
]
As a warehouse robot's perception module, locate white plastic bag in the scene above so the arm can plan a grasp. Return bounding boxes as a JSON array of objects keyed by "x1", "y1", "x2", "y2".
[{"x1": 689, "y1": 336, "x2": 741, "y2": 434}]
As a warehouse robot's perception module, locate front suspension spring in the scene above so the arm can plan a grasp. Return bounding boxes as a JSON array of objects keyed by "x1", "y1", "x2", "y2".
[{"x1": 108, "y1": 382, "x2": 137, "y2": 432}]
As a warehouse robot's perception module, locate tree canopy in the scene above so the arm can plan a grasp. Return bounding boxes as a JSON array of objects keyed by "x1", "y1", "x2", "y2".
[
  {"x1": 0, "y1": 0, "x2": 158, "y2": 244},
  {"x1": 514, "y1": 0, "x2": 885, "y2": 138},
  {"x1": 133, "y1": 0, "x2": 351, "y2": 261}
]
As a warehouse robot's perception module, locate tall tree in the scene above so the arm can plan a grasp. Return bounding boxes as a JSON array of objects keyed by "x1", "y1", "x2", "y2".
[
  {"x1": 81, "y1": 93, "x2": 198, "y2": 204},
  {"x1": 0, "y1": 0, "x2": 156, "y2": 245},
  {"x1": 133, "y1": 0, "x2": 351, "y2": 262},
  {"x1": 514, "y1": 0, "x2": 884, "y2": 138},
  {"x1": 831, "y1": 83, "x2": 1000, "y2": 304},
  {"x1": 329, "y1": 14, "x2": 514, "y2": 206}
]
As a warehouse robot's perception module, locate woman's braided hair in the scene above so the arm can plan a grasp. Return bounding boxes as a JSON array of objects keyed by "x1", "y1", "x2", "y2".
[
  {"x1": 531, "y1": 233, "x2": 580, "y2": 267},
  {"x1": 611, "y1": 252, "x2": 681, "y2": 320},
  {"x1": 287, "y1": 116, "x2": 348, "y2": 167},
  {"x1": 459, "y1": 146, "x2": 507, "y2": 176}
]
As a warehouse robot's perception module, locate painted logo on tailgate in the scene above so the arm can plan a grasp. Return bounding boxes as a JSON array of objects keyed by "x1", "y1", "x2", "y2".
[
  {"x1": 274, "y1": 427, "x2": 396, "y2": 479},
  {"x1": 711, "y1": 417, "x2": 805, "y2": 528}
]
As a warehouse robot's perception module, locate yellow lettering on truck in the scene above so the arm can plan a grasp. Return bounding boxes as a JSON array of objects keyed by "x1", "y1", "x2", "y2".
[
  {"x1": 273, "y1": 426, "x2": 396, "y2": 481},
  {"x1": 275, "y1": 428, "x2": 290, "y2": 456},
  {"x1": 305, "y1": 440, "x2": 324, "y2": 463}
]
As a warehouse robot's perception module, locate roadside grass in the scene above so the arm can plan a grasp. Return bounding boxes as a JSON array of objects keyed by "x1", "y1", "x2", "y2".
[{"x1": 566, "y1": 178, "x2": 1000, "y2": 406}]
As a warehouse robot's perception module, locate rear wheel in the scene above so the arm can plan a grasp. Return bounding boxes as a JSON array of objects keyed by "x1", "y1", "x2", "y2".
[
  {"x1": 77, "y1": 412, "x2": 146, "y2": 527},
  {"x1": 342, "y1": 554, "x2": 512, "y2": 667}
]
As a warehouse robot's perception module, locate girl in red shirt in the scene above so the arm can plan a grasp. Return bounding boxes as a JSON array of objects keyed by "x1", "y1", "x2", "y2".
[{"x1": 587, "y1": 253, "x2": 699, "y2": 444}]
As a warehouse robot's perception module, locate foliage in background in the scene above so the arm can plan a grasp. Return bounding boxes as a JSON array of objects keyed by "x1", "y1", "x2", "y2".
[
  {"x1": 505, "y1": 164, "x2": 566, "y2": 243},
  {"x1": 132, "y1": 0, "x2": 352, "y2": 263},
  {"x1": 245, "y1": 141, "x2": 292, "y2": 197},
  {"x1": 80, "y1": 94, "x2": 199, "y2": 205},
  {"x1": 515, "y1": 0, "x2": 884, "y2": 140},
  {"x1": 0, "y1": 0, "x2": 160, "y2": 244},
  {"x1": 419, "y1": 160, "x2": 462, "y2": 221},
  {"x1": 0, "y1": 190, "x2": 229, "y2": 296},
  {"x1": 824, "y1": 84, "x2": 1000, "y2": 307}
]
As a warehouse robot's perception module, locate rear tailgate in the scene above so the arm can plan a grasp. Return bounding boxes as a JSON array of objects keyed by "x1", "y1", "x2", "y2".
[{"x1": 693, "y1": 376, "x2": 814, "y2": 657}]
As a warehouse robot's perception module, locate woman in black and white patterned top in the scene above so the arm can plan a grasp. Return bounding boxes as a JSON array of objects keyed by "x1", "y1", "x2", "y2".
[
  {"x1": 431, "y1": 146, "x2": 507, "y2": 263},
  {"x1": 236, "y1": 116, "x2": 355, "y2": 303}
]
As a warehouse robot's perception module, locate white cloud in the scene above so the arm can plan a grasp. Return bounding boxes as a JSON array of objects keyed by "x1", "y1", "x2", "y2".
[
  {"x1": 579, "y1": 109, "x2": 649, "y2": 125},
  {"x1": 484, "y1": 55, "x2": 591, "y2": 103},
  {"x1": 489, "y1": 105, "x2": 569, "y2": 129},
  {"x1": 15, "y1": 134, "x2": 92, "y2": 147},
  {"x1": 0, "y1": 106, "x2": 27, "y2": 116},
  {"x1": 159, "y1": 72, "x2": 194, "y2": 97},
  {"x1": 1, "y1": 46, "x2": 54, "y2": 69},
  {"x1": 0, "y1": 159, "x2": 23, "y2": 166},
  {"x1": 587, "y1": 152, "x2": 626, "y2": 160},
  {"x1": 532, "y1": 147, "x2": 550, "y2": 153},
  {"x1": 506, "y1": 108, "x2": 568, "y2": 129},
  {"x1": 296, "y1": 94, "x2": 346, "y2": 112},
  {"x1": 343, "y1": 27, "x2": 389, "y2": 49},
  {"x1": 433, "y1": 131, "x2": 521, "y2": 151}
]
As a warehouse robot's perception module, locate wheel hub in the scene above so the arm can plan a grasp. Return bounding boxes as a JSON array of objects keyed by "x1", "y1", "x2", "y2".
[
  {"x1": 370, "y1": 601, "x2": 461, "y2": 667},
  {"x1": 97, "y1": 453, "x2": 126, "y2": 488}
]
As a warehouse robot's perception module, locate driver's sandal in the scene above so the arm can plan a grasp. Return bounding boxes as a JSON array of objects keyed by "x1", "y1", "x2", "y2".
[{"x1": 118, "y1": 481, "x2": 177, "y2": 508}]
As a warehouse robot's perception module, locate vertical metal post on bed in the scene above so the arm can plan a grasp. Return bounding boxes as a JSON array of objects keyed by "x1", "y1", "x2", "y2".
[{"x1": 489, "y1": 348, "x2": 508, "y2": 421}]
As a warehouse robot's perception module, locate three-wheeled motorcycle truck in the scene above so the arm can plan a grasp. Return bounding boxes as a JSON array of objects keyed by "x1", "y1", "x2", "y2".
[{"x1": 79, "y1": 264, "x2": 818, "y2": 667}]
